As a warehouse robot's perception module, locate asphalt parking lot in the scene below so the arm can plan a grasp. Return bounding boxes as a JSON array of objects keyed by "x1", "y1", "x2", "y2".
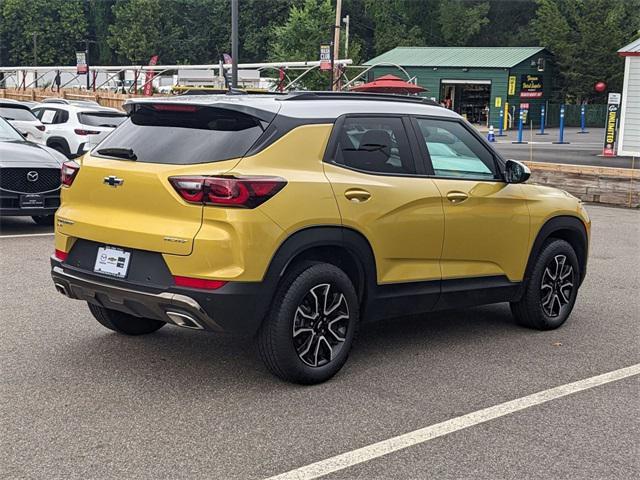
[{"x1": 1, "y1": 205, "x2": 638, "y2": 480}]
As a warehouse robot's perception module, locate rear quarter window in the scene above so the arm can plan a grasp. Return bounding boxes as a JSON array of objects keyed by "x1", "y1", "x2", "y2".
[{"x1": 95, "y1": 105, "x2": 265, "y2": 164}]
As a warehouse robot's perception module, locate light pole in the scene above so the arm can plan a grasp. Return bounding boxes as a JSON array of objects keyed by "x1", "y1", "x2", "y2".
[
  {"x1": 231, "y1": 0, "x2": 238, "y2": 88},
  {"x1": 33, "y1": 33, "x2": 38, "y2": 87},
  {"x1": 342, "y1": 15, "x2": 349, "y2": 59}
]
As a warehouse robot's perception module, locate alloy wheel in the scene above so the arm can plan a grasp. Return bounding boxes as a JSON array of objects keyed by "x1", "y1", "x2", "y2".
[
  {"x1": 540, "y1": 254, "x2": 574, "y2": 318},
  {"x1": 292, "y1": 283, "x2": 350, "y2": 367}
]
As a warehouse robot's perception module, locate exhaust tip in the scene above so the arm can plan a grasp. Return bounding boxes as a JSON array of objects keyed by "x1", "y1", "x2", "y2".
[
  {"x1": 165, "y1": 311, "x2": 204, "y2": 330},
  {"x1": 54, "y1": 283, "x2": 68, "y2": 296}
]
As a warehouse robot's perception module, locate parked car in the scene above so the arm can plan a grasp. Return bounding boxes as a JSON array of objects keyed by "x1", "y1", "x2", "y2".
[
  {"x1": 50, "y1": 92, "x2": 590, "y2": 384},
  {"x1": 0, "y1": 99, "x2": 46, "y2": 144},
  {"x1": 31, "y1": 102, "x2": 127, "y2": 157},
  {"x1": 0, "y1": 116, "x2": 66, "y2": 225}
]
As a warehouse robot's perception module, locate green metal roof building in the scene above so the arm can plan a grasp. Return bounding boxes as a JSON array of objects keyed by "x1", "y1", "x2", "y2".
[{"x1": 365, "y1": 47, "x2": 555, "y2": 128}]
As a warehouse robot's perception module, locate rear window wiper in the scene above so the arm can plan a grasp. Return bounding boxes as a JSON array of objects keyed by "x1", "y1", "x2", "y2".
[{"x1": 96, "y1": 147, "x2": 137, "y2": 160}]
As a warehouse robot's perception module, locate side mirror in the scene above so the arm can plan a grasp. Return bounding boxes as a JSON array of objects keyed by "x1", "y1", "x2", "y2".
[{"x1": 504, "y1": 159, "x2": 531, "y2": 184}]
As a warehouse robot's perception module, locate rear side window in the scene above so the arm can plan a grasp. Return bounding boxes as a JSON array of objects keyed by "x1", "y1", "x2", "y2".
[
  {"x1": 78, "y1": 112, "x2": 127, "y2": 128},
  {"x1": 33, "y1": 108, "x2": 68, "y2": 125},
  {"x1": 331, "y1": 117, "x2": 415, "y2": 175},
  {"x1": 95, "y1": 105, "x2": 265, "y2": 164},
  {"x1": 0, "y1": 106, "x2": 37, "y2": 121}
]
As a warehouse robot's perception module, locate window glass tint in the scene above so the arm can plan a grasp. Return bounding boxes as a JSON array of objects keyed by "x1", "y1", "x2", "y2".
[
  {"x1": 95, "y1": 105, "x2": 265, "y2": 164},
  {"x1": 333, "y1": 117, "x2": 415, "y2": 174},
  {"x1": 37, "y1": 108, "x2": 67, "y2": 125},
  {"x1": 416, "y1": 118, "x2": 496, "y2": 179},
  {"x1": 0, "y1": 106, "x2": 37, "y2": 121},
  {"x1": 78, "y1": 112, "x2": 127, "y2": 127},
  {"x1": 0, "y1": 117, "x2": 24, "y2": 141}
]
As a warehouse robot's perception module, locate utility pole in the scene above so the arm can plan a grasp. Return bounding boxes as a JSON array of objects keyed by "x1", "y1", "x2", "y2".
[
  {"x1": 332, "y1": 0, "x2": 342, "y2": 91},
  {"x1": 342, "y1": 14, "x2": 350, "y2": 59},
  {"x1": 231, "y1": 0, "x2": 239, "y2": 89},
  {"x1": 33, "y1": 33, "x2": 38, "y2": 88}
]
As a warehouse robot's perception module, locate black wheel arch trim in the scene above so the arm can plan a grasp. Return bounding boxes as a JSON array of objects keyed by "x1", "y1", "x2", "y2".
[
  {"x1": 525, "y1": 215, "x2": 589, "y2": 285},
  {"x1": 46, "y1": 136, "x2": 71, "y2": 156}
]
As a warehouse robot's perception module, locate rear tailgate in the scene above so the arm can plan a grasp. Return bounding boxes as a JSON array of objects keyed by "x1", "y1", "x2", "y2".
[
  {"x1": 56, "y1": 100, "x2": 278, "y2": 256},
  {"x1": 58, "y1": 156, "x2": 239, "y2": 255}
]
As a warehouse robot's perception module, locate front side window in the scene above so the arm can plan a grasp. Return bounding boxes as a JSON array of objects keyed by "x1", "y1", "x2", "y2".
[
  {"x1": 415, "y1": 118, "x2": 497, "y2": 180},
  {"x1": 332, "y1": 117, "x2": 415, "y2": 175}
]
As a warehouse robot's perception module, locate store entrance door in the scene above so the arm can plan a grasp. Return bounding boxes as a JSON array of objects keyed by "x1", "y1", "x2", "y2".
[{"x1": 440, "y1": 80, "x2": 491, "y2": 125}]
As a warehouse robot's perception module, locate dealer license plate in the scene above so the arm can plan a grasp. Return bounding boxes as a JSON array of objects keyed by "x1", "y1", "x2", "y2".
[
  {"x1": 94, "y1": 246, "x2": 131, "y2": 278},
  {"x1": 20, "y1": 194, "x2": 44, "y2": 208}
]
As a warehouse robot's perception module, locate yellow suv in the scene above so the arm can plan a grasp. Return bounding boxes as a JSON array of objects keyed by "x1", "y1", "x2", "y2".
[{"x1": 51, "y1": 92, "x2": 590, "y2": 384}]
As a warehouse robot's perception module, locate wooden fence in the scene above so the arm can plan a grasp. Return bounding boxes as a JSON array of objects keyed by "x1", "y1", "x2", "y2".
[{"x1": 0, "y1": 88, "x2": 149, "y2": 110}]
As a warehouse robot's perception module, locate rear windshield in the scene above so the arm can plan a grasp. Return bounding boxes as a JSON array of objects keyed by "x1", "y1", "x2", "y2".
[
  {"x1": 0, "y1": 106, "x2": 37, "y2": 121},
  {"x1": 78, "y1": 111, "x2": 127, "y2": 127},
  {"x1": 95, "y1": 105, "x2": 265, "y2": 164}
]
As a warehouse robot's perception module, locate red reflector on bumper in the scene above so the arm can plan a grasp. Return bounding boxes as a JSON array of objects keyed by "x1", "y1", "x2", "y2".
[
  {"x1": 173, "y1": 276, "x2": 227, "y2": 290},
  {"x1": 54, "y1": 249, "x2": 68, "y2": 261}
]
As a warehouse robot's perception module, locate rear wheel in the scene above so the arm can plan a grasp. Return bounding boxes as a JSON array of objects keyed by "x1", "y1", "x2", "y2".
[
  {"x1": 258, "y1": 262, "x2": 359, "y2": 384},
  {"x1": 88, "y1": 303, "x2": 166, "y2": 335},
  {"x1": 32, "y1": 215, "x2": 54, "y2": 226},
  {"x1": 511, "y1": 239, "x2": 580, "y2": 330}
]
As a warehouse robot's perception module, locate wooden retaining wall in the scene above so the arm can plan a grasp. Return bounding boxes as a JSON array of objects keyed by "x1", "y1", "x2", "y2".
[{"x1": 524, "y1": 161, "x2": 639, "y2": 208}]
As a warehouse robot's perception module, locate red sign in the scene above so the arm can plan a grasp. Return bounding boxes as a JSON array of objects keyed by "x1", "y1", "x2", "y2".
[
  {"x1": 520, "y1": 103, "x2": 530, "y2": 110},
  {"x1": 319, "y1": 44, "x2": 331, "y2": 71},
  {"x1": 143, "y1": 55, "x2": 159, "y2": 97},
  {"x1": 76, "y1": 52, "x2": 87, "y2": 75}
]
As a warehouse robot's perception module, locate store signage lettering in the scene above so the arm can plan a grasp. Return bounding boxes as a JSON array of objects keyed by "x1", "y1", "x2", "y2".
[{"x1": 520, "y1": 74, "x2": 543, "y2": 98}]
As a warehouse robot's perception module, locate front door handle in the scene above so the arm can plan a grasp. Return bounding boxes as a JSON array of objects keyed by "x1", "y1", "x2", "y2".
[
  {"x1": 446, "y1": 191, "x2": 469, "y2": 204},
  {"x1": 344, "y1": 188, "x2": 371, "y2": 203}
]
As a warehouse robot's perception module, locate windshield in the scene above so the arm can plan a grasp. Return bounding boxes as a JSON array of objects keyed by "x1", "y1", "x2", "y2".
[
  {"x1": 0, "y1": 117, "x2": 25, "y2": 142},
  {"x1": 0, "y1": 106, "x2": 37, "y2": 122},
  {"x1": 78, "y1": 111, "x2": 128, "y2": 128},
  {"x1": 95, "y1": 105, "x2": 265, "y2": 164}
]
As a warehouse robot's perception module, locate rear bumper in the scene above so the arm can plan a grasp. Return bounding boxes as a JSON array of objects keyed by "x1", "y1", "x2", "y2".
[{"x1": 50, "y1": 257, "x2": 271, "y2": 335}]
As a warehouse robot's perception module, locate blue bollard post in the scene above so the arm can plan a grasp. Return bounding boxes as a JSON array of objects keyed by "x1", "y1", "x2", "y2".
[
  {"x1": 553, "y1": 104, "x2": 570, "y2": 144},
  {"x1": 512, "y1": 108, "x2": 526, "y2": 144},
  {"x1": 577, "y1": 104, "x2": 589, "y2": 134},
  {"x1": 536, "y1": 105, "x2": 548, "y2": 135}
]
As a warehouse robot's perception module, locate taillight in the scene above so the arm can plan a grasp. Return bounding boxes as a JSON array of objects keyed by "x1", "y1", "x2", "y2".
[
  {"x1": 36, "y1": 125, "x2": 45, "y2": 131},
  {"x1": 173, "y1": 275, "x2": 227, "y2": 290},
  {"x1": 54, "y1": 249, "x2": 68, "y2": 261},
  {"x1": 169, "y1": 176, "x2": 286, "y2": 208},
  {"x1": 74, "y1": 128, "x2": 100, "y2": 135},
  {"x1": 61, "y1": 160, "x2": 80, "y2": 187}
]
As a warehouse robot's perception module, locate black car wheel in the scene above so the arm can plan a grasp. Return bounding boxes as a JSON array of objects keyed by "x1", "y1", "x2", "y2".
[
  {"x1": 32, "y1": 214, "x2": 54, "y2": 226},
  {"x1": 511, "y1": 239, "x2": 580, "y2": 330},
  {"x1": 258, "y1": 262, "x2": 359, "y2": 384},
  {"x1": 88, "y1": 303, "x2": 166, "y2": 335}
]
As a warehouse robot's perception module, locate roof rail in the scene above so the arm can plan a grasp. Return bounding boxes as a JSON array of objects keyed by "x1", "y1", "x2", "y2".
[{"x1": 280, "y1": 91, "x2": 440, "y2": 106}]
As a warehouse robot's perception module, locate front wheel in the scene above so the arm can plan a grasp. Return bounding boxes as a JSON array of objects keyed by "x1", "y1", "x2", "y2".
[
  {"x1": 258, "y1": 262, "x2": 359, "y2": 384},
  {"x1": 511, "y1": 239, "x2": 580, "y2": 330},
  {"x1": 88, "y1": 303, "x2": 166, "y2": 335}
]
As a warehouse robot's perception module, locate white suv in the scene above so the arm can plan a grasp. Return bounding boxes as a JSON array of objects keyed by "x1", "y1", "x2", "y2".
[
  {"x1": 0, "y1": 99, "x2": 46, "y2": 144},
  {"x1": 31, "y1": 100, "x2": 127, "y2": 158}
]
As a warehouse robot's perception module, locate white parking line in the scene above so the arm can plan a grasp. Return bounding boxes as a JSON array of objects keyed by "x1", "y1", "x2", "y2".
[
  {"x1": 0, "y1": 232, "x2": 54, "y2": 239},
  {"x1": 265, "y1": 363, "x2": 640, "y2": 480}
]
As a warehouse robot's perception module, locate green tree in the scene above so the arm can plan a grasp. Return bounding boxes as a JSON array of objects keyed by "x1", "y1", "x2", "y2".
[
  {"x1": 108, "y1": 0, "x2": 184, "y2": 64},
  {"x1": 363, "y1": 0, "x2": 425, "y2": 55},
  {"x1": 269, "y1": 0, "x2": 335, "y2": 89},
  {"x1": 532, "y1": 0, "x2": 640, "y2": 102},
  {"x1": 0, "y1": 0, "x2": 87, "y2": 66},
  {"x1": 438, "y1": 0, "x2": 490, "y2": 47}
]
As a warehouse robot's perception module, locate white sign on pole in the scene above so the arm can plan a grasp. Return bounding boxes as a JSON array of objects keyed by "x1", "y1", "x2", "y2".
[{"x1": 607, "y1": 93, "x2": 621, "y2": 105}]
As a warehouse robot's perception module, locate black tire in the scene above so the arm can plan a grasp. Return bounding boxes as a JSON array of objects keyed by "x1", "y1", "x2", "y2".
[
  {"x1": 87, "y1": 303, "x2": 166, "y2": 335},
  {"x1": 32, "y1": 214, "x2": 54, "y2": 226},
  {"x1": 258, "y1": 262, "x2": 359, "y2": 384},
  {"x1": 511, "y1": 239, "x2": 580, "y2": 330}
]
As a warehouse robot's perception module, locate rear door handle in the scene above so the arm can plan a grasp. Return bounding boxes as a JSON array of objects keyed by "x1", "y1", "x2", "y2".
[
  {"x1": 344, "y1": 188, "x2": 371, "y2": 202},
  {"x1": 446, "y1": 191, "x2": 469, "y2": 204}
]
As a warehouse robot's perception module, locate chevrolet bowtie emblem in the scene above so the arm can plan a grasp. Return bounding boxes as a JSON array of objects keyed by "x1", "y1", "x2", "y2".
[{"x1": 103, "y1": 176, "x2": 124, "y2": 187}]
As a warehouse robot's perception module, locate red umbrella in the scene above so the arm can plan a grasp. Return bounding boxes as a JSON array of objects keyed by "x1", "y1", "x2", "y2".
[{"x1": 350, "y1": 74, "x2": 426, "y2": 94}]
